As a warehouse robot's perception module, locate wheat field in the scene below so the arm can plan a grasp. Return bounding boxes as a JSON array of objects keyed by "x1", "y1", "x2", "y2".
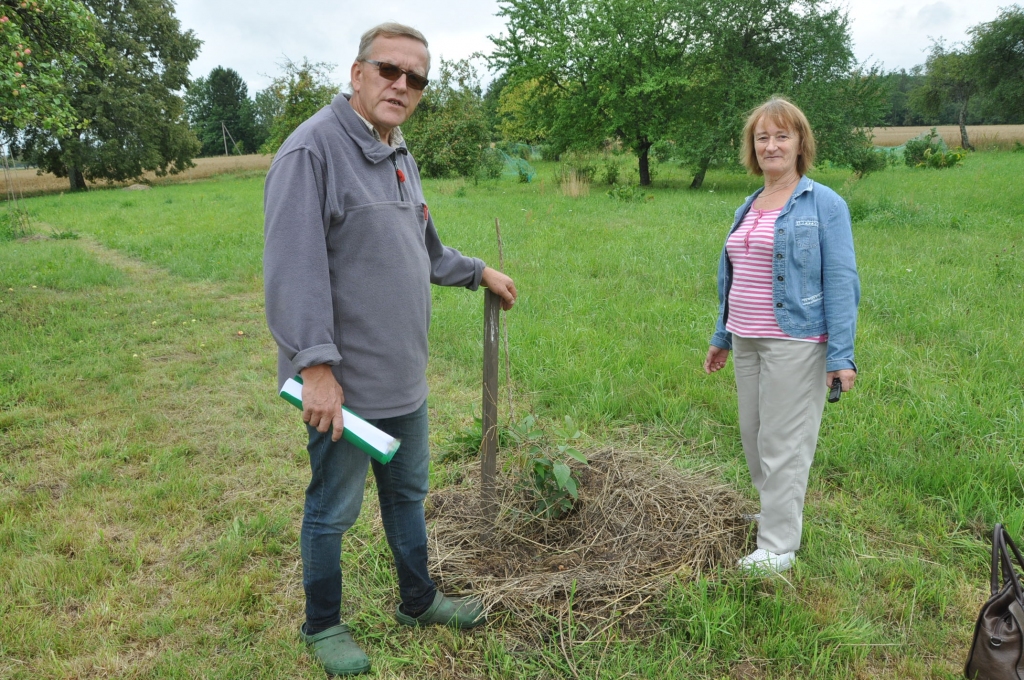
[
  {"x1": 2, "y1": 154, "x2": 273, "y2": 198},
  {"x1": 869, "y1": 124, "x2": 1024, "y2": 149}
]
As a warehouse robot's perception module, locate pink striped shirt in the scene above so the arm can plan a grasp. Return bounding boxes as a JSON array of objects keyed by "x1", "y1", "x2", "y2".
[{"x1": 725, "y1": 208, "x2": 827, "y2": 343}]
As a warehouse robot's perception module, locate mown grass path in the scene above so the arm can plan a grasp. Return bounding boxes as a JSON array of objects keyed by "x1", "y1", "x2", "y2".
[{"x1": 2, "y1": 154, "x2": 1023, "y2": 678}]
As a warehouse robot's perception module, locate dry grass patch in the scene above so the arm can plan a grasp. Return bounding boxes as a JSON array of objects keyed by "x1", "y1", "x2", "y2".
[
  {"x1": 2, "y1": 154, "x2": 273, "y2": 198},
  {"x1": 427, "y1": 448, "x2": 752, "y2": 643},
  {"x1": 559, "y1": 169, "x2": 592, "y2": 197}
]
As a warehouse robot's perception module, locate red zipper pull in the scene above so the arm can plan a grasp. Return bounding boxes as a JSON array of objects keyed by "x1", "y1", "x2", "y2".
[
  {"x1": 396, "y1": 168, "x2": 406, "y2": 183},
  {"x1": 422, "y1": 203, "x2": 429, "y2": 221}
]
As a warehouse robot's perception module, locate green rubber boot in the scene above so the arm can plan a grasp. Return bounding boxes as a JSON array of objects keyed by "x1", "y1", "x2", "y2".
[
  {"x1": 299, "y1": 623, "x2": 370, "y2": 676},
  {"x1": 394, "y1": 591, "x2": 486, "y2": 629}
]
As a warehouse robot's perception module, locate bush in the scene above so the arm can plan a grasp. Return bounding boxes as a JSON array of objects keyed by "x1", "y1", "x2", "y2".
[
  {"x1": 922, "y1": 146, "x2": 966, "y2": 169},
  {"x1": 849, "y1": 142, "x2": 890, "y2": 178},
  {"x1": 0, "y1": 208, "x2": 31, "y2": 241},
  {"x1": 601, "y1": 158, "x2": 620, "y2": 185},
  {"x1": 411, "y1": 115, "x2": 489, "y2": 178},
  {"x1": 403, "y1": 58, "x2": 491, "y2": 178},
  {"x1": 904, "y1": 128, "x2": 944, "y2": 166},
  {"x1": 902, "y1": 128, "x2": 965, "y2": 169},
  {"x1": 1013, "y1": 141, "x2": 1024, "y2": 153},
  {"x1": 607, "y1": 184, "x2": 649, "y2": 202},
  {"x1": 476, "y1": 148, "x2": 504, "y2": 180},
  {"x1": 538, "y1": 144, "x2": 560, "y2": 162},
  {"x1": 901, "y1": 129, "x2": 936, "y2": 165}
]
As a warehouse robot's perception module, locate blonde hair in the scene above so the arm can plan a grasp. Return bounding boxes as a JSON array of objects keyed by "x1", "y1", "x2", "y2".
[
  {"x1": 740, "y1": 97, "x2": 816, "y2": 176},
  {"x1": 356, "y1": 22, "x2": 430, "y2": 74}
]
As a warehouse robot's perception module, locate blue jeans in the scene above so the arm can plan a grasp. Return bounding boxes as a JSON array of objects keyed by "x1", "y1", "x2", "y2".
[{"x1": 301, "y1": 400, "x2": 435, "y2": 631}]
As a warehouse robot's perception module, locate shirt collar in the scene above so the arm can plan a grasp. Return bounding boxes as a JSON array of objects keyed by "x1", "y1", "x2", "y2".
[{"x1": 351, "y1": 109, "x2": 405, "y2": 149}]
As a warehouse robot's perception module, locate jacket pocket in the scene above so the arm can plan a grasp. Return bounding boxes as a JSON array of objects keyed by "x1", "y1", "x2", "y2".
[{"x1": 793, "y1": 217, "x2": 822, "y2": 300}]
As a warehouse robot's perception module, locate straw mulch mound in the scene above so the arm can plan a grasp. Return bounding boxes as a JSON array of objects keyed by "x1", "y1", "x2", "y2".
[{"x1": 426, "y1": 448, "x2": 753, "y2": 640}]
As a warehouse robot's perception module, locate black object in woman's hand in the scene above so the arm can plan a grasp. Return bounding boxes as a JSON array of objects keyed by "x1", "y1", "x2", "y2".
[{"x1": 828, "y1": 377, "x2": 842, "y2": 403}]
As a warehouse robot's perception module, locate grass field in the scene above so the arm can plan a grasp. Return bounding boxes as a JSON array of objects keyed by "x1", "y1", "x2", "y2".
[
  {"x1": 2, "y1": 152, "x2": 1023, "y2": 678},
  {"x1": 868, "y1": 124, "x2": 1024, "y2": 149}
]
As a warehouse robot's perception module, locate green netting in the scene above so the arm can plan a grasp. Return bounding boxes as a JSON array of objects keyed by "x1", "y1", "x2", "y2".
[{"x1": 498, "y1": 150, "x2": 537, "y2": 182}]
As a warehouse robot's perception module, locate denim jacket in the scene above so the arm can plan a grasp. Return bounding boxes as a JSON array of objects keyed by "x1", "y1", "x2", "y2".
[{"x1": 710, "y1": 176, "x2": 860, "y2": 373}]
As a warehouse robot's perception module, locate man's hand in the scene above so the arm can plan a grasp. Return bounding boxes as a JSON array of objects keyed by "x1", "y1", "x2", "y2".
[
  {"x1": 826, "y1": 369, "x2": 856, "y2": 393},
  {"x1": 300, "y1": 364, "x2": 345, "y2": 442},
  {"x1": 481, "y1": 267, "x2": 517, "y2": 311},
  {"x1": 704, "y1": 346, "x2": 730, "y2": 374}
]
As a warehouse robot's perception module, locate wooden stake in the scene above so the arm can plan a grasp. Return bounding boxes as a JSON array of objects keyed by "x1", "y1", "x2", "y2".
[
  {"x1": 481, "y1": 288, "x2": 500, "y2": 523},
  {"x1": 495, "y1": 218, "x2": 514, "y2": 423}
]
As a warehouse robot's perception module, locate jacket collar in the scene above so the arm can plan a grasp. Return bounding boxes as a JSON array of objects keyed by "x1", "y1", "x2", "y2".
[{"x1": 330, "y1": 93, "x2": 408, "y2": 164}]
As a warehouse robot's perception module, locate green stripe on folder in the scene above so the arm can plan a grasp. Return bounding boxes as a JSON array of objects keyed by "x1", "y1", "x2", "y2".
[{"x1": 279, "y1": 376, "x2": 400, "y2": 465}]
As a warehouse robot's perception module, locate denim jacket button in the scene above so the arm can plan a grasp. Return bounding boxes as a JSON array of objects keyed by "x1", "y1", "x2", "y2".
[
  {"x1": 776, "y1": 302, "x2": 783, "y2": 308},
  {"x1": 778, "y1": 229, "x2": 784, "y2": 234},
  {"x1": 777, "y1": 275, "x2": 784, "y2": 281},
  {"x1": 776, "y1": 253, "x2": 783, "y2": 259}
]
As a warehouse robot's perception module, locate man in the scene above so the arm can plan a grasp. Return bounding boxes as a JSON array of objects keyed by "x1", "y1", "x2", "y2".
[{"x1": 263, "y1": 22, "x2": 516, "y2": 677}]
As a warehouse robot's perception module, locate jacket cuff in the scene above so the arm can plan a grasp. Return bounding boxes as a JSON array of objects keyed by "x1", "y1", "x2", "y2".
[
  {"x1": 467, "y1": 258, "x2": 485, "y2": 291},
  {"x1": 291, "y1": 344, "x2": 342, "y2": 375},
  {"x1": 710, "y1": 331, "x2": 732, "y2": 351},
  {"x1": 825, "y1": 358, "x2": 857, "y2": 373}
]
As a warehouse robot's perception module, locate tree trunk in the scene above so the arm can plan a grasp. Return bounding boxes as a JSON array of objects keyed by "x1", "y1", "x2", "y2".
[
  {"x1": 67, "y1": 165, "x2": 88, "y2": 192},
  {"x1": 638, "y1": 141, "x2": 652, "y2": 186},
  {"x1": 958, "y1": 104, "x2": 974, "y2": 151},
  {"x1": 690, "y1": 157, "x2": 711, "y2": 189}
]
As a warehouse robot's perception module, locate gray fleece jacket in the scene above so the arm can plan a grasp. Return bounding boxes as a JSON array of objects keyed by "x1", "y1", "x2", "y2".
[{"x1": 263, "y1": 93, "x2": 484, "y2": 419}]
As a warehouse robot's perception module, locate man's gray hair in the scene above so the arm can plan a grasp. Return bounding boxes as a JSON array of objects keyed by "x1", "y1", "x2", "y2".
[{"x1": 356, "y1": 22, "x2": 431, "y2": 74}]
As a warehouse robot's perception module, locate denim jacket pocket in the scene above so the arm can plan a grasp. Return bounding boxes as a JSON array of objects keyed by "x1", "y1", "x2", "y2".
[
  {"x1": 794, "y1": 218, "x2": 820, "y2": 245},
  {"x1": 794, "y1": 218, "x2": 822, "y2": 293}
]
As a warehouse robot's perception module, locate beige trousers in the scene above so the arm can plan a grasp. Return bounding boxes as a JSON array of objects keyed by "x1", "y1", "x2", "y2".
[{"x1": 733, "y1": 336, "x2": 827, "y2": 554}]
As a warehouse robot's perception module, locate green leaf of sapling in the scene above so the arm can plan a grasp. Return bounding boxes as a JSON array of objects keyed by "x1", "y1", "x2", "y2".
[
  {"x1": 564, "y1": 476, "x2": 579, "y2": 499},
  {"x1": 565, "y1": 447, "x2": 588, "y2": 464},
  {"x1": 553, "y1": 461, "x2": 571, "y2": 489}
]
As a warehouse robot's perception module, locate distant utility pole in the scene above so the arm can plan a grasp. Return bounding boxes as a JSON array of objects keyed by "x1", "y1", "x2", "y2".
[{"x1": 221, "y1": 121, "x2": 242, "y2": 156}]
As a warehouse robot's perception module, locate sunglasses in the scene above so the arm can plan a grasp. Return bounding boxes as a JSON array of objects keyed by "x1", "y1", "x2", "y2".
[{"x1": 363, "y1": 60, "x2": 429, "y2": 91}]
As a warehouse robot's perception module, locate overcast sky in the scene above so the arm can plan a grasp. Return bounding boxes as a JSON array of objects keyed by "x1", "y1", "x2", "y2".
[{"x1": 174, "y1": 0, "x2": 1012, "y2": 93}]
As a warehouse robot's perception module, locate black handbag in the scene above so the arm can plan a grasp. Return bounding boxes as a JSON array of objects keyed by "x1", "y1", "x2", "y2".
[{"x1": 966, "y1": 524, "x2": 1024, "y2": 679}]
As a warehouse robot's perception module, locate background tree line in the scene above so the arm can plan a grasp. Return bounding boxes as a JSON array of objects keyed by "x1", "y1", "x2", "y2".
[
  {"x1": 4, "y1": 0, "x2": 1022, "y2": 191},
  {"x1": 879, "y1": 6, "x2": 1024, "y2": 131},
  {"x1": 184, "y1": 58, "x2": 337, "y2": 158}
]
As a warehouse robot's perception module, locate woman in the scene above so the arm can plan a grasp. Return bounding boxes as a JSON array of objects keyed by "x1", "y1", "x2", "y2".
[{"x1": 704, "y1": 97, "x2": 859, "y2": 574}]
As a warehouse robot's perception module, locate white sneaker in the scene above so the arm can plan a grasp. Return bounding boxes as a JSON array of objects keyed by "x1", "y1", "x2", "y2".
[
  {"x1": 741, "y1": 513, "x2": 762, "y2": 523},
  {"x1": 737, "y1": 549, "x2": 795, "y2": 574}
]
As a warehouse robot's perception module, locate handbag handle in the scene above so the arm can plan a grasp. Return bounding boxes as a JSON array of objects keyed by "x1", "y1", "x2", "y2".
[
  {"x1": 992, "y1": 524, "x2": 1024, "y2": 601},
  {"x1": 992, "y1": 523, "x2": 1004, "y2": 595},
  {"x1": 1003, "y1": 526, "x2": 1024, "y2": 573}
]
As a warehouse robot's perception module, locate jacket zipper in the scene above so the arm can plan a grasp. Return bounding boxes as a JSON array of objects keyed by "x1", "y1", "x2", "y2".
[{"x1": 390, "y1": 155, "x2": 405, "y2": 201}]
